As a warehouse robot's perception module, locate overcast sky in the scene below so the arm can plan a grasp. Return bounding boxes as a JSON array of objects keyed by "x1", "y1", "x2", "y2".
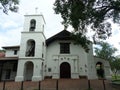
[
  {"x1": 0, "y1": 0, "x2": 120, "y2": 55},
  {"x1": 0, "y1": 0, "x2": 63, "y2": 47}
]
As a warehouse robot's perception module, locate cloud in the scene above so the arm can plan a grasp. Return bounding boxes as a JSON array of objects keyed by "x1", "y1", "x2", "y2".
[
  {"x1": 0, "y1": 0, "x2": 120, "y2": 56},
  {"x1": 2, "y1": 21, "x2": 18, "y2": 29},
  {"x1": 0, "y1": 27, "x2": 22, "y2": 49},
  {"x1": 0, "y1": 11, "x2": 23, "y2": 49},
  {"x1": 19, "y1": 0, "x2": 64, "y2": 38}
]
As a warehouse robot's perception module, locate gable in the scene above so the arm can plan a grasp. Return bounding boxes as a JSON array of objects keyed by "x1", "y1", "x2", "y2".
[{"x1": 46, "y1": 30, "x2": 73, "y2": 46}]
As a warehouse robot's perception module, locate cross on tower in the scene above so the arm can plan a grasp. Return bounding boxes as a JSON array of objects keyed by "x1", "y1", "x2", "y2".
[{"x1": 35, "y1": 7, "x2": 38, "y2": 14}]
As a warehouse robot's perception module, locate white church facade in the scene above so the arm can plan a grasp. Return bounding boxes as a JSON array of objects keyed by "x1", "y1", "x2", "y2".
[{"x1": 0, "y1": 14, "x2": 111, "y2": 82}]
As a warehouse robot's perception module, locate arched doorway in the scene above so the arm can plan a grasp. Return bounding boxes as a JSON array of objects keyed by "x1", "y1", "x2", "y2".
[
  {"x1": 96, "y1": 62, "x2": 104, "y2": 79},
  {"x1": 60, "y1": 62, "x2": 71, "y2": 78},
  {"x1": 24, "y1": 61, "x2": 34, "y2": 81}
]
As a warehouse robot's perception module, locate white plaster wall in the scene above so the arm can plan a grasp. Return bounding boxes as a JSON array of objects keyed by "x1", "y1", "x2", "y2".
[
  {"x1": 5, "y1": 49, "x2": 19, "y2": 57},
  {"x1": 45, "y1": 41, "x2": 59, "y2": 77},
  {"x1": 70, "y1": 42, "x2": 88, "y2": 76},
  {"x1": 45, "y1": 40, "x2": 89, "y2": 78},
  {"x1": 87, "y1": 43, "x2": 97, "y2": 79}
]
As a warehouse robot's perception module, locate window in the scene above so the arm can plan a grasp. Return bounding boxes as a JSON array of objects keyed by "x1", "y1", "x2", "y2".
[
  {"x1": 42, "y1": 53, "x2": 44, "y2": 58},
  {"x1": 48, "y1": 68, "x2": 51, "y2": 72},
  {"x1": 14, "y1": 50, "x2": 17, "y2": 55},
  {"x1": 29, "y1": 19, "x2": 36, "y2": 31},
  {"x1": 60, "y1": 43, "x2": 70, "y2": 54}
]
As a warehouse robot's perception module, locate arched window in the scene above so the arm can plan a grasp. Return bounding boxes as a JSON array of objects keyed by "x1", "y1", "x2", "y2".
[
  {"x1": 29, "y1": 19, "x2": 36, "y2": 31},
  {"x1": 25, "y1": 40, "x2": 35, "y2": 57}
]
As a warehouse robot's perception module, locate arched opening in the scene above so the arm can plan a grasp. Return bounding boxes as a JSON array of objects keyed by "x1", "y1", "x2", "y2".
[
  {"x1": 29, "y1": 19, "x2": 36, "y2": 31},
  {"x1": 60, "y1": 62, "x2": 71, "y2": 78},
  {"x1": 96, "y1": 62, "x2": 105, "y2": 79},
  {"x1": 24, "y1": 61, "x2": 34, "y2": 81},
  {"x1": 26, "y1": 40, "x2": 35, "y2": 57}
]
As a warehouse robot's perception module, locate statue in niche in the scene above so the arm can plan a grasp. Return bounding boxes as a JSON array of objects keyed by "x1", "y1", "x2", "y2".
[{"x1": 26, "y1": 41, "x2": 35, "y2": 57}]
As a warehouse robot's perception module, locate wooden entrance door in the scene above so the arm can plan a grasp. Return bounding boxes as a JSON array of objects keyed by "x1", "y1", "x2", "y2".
[{"x1": 60, "y1": 62, "x2": 71, "y2": 78}]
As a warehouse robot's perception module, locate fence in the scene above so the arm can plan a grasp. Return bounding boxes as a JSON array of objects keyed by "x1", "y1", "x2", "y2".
[{"x1": 0, "y1": 79, "x2": 114, "y2": 90}]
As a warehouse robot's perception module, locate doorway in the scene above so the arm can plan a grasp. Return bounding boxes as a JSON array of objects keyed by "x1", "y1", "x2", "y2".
[
  {"x1": 96, "y1": 62, "x2": 104, "y2": 79},
  {"x1": 24, "y1": 61, "x2": 34, "y2": 81},
  {"x1": 60, "y1": 62, "x2": 71, "y2": 78}
]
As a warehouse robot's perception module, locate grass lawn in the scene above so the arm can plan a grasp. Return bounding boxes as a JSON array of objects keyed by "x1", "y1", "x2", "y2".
[
  {"x1": 112, "y1": 75, "x2": 120, "y2": 84},
  {"x1": 112, "y1": 75, "x2": 120, "y2": 80}
]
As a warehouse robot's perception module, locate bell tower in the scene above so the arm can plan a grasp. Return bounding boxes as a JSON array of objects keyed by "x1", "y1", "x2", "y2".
[
  {"x1": 15, "y1": 14, "x2": 46, "y2": 81},
  {"x1": 19, "y1": 14, "x2": 46, "y2": 58}
]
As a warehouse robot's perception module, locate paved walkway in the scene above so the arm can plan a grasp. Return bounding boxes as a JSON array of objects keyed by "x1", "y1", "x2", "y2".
[{"x1": 0, "y1": 79, "x2": 119, "y2": 90}]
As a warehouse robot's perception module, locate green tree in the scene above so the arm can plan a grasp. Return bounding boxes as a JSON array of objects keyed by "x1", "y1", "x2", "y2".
[
  {"x1": 95, "y1": 42, "x2": 118, "y2": 79},
  {"x1": 0, "y1": 0, "x2": 19, "y2": 14},
  {"x1": 110, "y1": 58, "x2": 120, "y2": 80},
  {"x1": 0, "y1": 49, "x2": 5, "y2": 52},
  {"x1": 94, "y1": 42, "x2": 117, "y2": 61},
  {"x1": 54, "y1": 0, "x2": 120, "y2": 43}
]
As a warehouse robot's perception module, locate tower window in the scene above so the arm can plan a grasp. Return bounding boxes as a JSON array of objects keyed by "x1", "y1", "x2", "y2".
[
  {"x1": 60, "y1": 43, "x2": 70, "y2": 54},
  {"x1": 48, "y1": 68, "x2": 51, "y2": 72},
  {"x1": 42, "y1": 53, "x2": 44, "y2": 58},
  {"x1": 29, "y1": 19, "x2": 36, "y2": 31}
]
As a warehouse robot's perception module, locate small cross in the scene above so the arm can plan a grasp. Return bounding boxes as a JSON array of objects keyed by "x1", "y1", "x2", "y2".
[{"x1": 35, "y1": 7, "x2": 38, "y2": 14}]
